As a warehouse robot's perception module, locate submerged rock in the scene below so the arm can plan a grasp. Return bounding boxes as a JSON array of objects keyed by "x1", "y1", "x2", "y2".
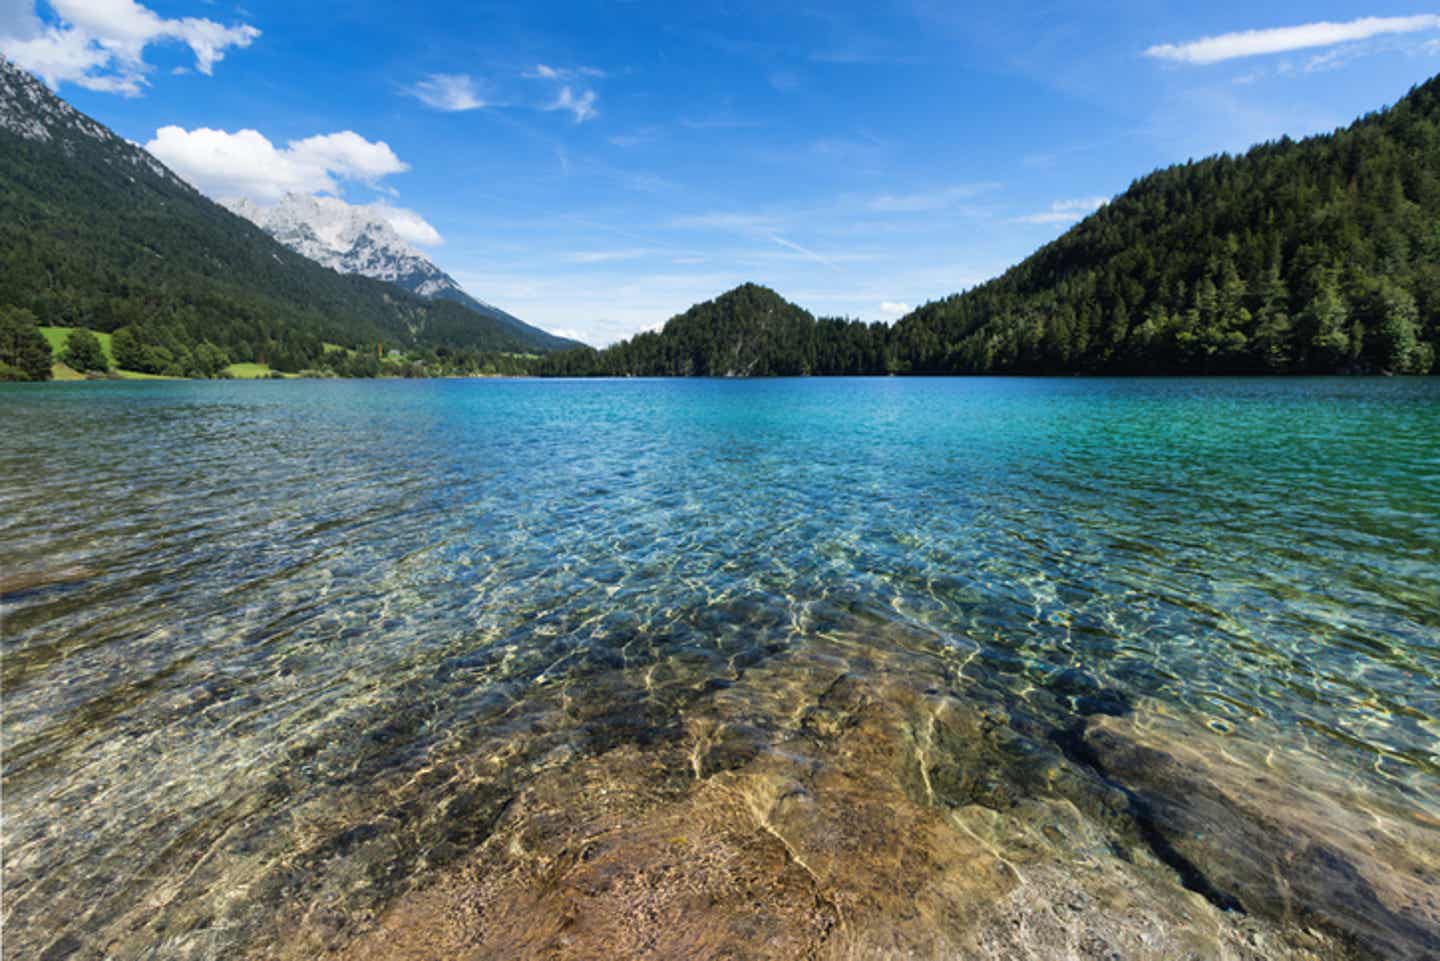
[
  {"x1": 1081, "y1": 708, "x2": 1440, "y2": 960},
  {"x1": 293, "y1": 639, "x2": 1375, "y2": 961}
]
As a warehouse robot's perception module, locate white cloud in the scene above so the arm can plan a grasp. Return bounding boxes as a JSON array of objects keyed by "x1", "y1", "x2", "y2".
[
  {"x1": 879, "y1": 301, "x2": 911, "y2": 317},
  {"x1": 546, "y1": 85, "x2": 598, "y2": 122},
  {"x1": 1012, "y1": 196, "x2": 1108, "y2": 225},
  {"x1": 286, "y1": 131, "x2": 407, "y2": 181},
  {"x1": 146, "y1": 126, "x2": 409, "y2": 202},
  {"x1": 3, "y1": 23, "x2": 116, "y2": 89},
  {"x1": 406, "y1": 74, "x2": 483, "y2": 112},
  {"x1": 169, "y1": 15, "x2": 260, "y2": 75},
  {"x1": 407, "y1": 73, "x2": 487, "y2": 111},
  {"x1": 1145, "y1": 15, "x2": 1440, "y2": 65},
  {"x1": 0, "y1": 0, "x2": 258, "y2": 95},
  {"x1": 370, "y1": 202, "x2": 443, "y2": 247}
]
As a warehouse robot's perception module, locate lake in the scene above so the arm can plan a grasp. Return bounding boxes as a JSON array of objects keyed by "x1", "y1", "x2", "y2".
[{"x1": 2, "y1": 377, "x2": 1438, "y2": 960}]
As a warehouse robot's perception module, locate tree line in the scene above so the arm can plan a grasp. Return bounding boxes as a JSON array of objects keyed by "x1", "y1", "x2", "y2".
[
  {"x1": 541, "y1": 74, "x2": 1440, "y2": 378},
  {"x1": 0, "y1": 305, "x2": 543, "y2": 381}
]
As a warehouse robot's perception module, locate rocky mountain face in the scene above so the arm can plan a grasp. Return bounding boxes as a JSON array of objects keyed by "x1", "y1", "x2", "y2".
[
  {"x1": 223, "y1": 193, "x2": 578, "y2": 351},
  {"x1": 223, "y1": 194, "x2": 461, "y2": 298},
  {"x1": 1, "y1": 55, "x2": 189, "y2": 193}
]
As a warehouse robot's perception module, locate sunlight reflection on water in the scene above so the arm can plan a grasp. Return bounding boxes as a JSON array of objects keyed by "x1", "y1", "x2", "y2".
[{"x1": 2, "y1": 377, "x2": 1437, "y2": 959}]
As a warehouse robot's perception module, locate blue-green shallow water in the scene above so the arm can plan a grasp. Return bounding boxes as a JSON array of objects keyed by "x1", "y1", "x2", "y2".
[{"x1": 2, "y1": 377, "x2": 1438, "y2": 959}]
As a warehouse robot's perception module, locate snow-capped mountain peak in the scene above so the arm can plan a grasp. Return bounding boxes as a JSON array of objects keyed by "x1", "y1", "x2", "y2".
[
  {"x1": 221, "y1": 192, "x2": 578, "y2": 350},
  {"x1": 221, "y1": 193, "x2": 438, "y2": 286}
]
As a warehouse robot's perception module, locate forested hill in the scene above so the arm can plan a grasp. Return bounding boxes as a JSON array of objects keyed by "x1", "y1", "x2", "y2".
[
  {"x1": 544, "y1": 73, "x2": 1440, "y2": 377},
  {"x1": 540, "y1": 284, "x2": 891, "y2": 377},
  {"x1": 0, "y1": 58, "x2": 567, "y2": 374}
]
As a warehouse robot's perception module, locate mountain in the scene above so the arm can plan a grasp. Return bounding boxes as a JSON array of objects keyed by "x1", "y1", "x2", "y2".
[
  {"x1": 885, "y1": 73, "x2": 1440, "y2": 376},
  {"x1": 0, "y1": 57, "x2": 572, "y2": 375},
  {"x1": 222, "y1": 194, "x2": 577, "y2": 352},
  {"x1": 539, "y1": 284, "x2": 890, "y2": 377},
  {"x1": 544, "y1": 74, "x2": 1440, "y2": 377}
]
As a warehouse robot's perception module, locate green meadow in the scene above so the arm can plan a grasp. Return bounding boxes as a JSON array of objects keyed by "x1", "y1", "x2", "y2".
[{"x1": 38, "y1": 327, "x2": 301, "y2": 380}]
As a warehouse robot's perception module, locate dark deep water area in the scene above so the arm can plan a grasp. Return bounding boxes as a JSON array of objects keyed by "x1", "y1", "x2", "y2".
[{"x1": 2, "y1": 377, "x2": 1438, "y2": 960}]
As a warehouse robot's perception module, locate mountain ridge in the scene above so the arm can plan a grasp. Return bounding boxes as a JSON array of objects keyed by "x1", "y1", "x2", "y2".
[
  {"x1": 542, "y1": 73, "x2": 1440, "y2": 377},
  {"x1": 0, "y1": 56, "x2": 575, "y2": 375}
]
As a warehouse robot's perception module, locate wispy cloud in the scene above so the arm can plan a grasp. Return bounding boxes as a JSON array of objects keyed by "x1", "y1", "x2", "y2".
[
  {"x1": 867, "y1": 182, "x2": 1000, "y2": 213},
  {"x1": 768, "y1": 234, "x2": 838, "y2": 270},
  {"x1": 406, "y1": 64, "x2": 603, "y2": 121},
  {"x1": 525, "y1": 63, "x2": 607, "y2": 80},
  {"x1": 669, "y1": 212, "x2": 780, "y2": 231},
  {"x1": 407, "y1": 73, "x2": 488, "y2": 111},
  {"x1": 879, "y1": 301, "x2": 911, "y2": 317},
  {"x1": 546, "y1": 85, "x2": 598, "y2": 122},
  {"x1": 1145, "y1": 15, "x2": 1440, "y2": 65},
  {"x1": 679, "y1": 116, "x2": 764, "y2": 131},
  {"x1": 523, "y1": 64, "x2": 602, "y2": 122},
  {"x1": 609, "y1": 128, "x2": 660, "y2": 148},
  {"x1": 808, "y1": 47, "x2": 922, "y2": 65},
  {"x1": 1012, "y1": 196, "x2": 1108, "y2": 225},
  {"x1": 567, "y1": 249, "x2": 656, "y2": 264}
]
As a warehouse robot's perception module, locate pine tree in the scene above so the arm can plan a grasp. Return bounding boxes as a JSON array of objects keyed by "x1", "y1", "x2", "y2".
[{"x1": 1303, "y1": 279, "x2": 1351, "y2": 370}]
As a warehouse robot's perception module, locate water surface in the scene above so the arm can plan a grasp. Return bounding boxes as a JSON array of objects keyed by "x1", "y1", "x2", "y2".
[{"x1": 3, "y1": 377, "x2": 1438, "y2": 960}]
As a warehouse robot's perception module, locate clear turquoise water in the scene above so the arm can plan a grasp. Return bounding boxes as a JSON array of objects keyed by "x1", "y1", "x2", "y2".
[{"x1": 2, "y1": 377, "x2": 1438, "y2": 957}]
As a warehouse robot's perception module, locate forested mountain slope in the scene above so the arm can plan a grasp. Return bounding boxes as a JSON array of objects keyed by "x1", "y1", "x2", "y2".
[
  {"x1": 0, "y1": 58, "x2": 567, "y2": 374},
  {"x1": 890, "y1": 73, "x2": 1440, "y2": 374},
  {"x1": 545, "y1": 73, "x2": 1440, "y2": 377}
]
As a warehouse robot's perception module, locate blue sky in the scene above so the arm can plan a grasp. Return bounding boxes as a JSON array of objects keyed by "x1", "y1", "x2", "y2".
[{"x1": 5, "y1": 2, "x2": 1440, "y2": 344}]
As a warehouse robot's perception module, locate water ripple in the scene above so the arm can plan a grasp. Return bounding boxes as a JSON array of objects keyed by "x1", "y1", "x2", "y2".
[{"x1": 2, "y1": 376, "x2": 1438, "y2": 959}]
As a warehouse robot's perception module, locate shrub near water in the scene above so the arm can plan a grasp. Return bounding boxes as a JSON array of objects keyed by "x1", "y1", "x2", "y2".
[
  {"x1": 61, "y1": 328, "x2": 108, "y2": 373},
  {"x1": 0, "y1": 306, "x2": 52, "y2": 381}
]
